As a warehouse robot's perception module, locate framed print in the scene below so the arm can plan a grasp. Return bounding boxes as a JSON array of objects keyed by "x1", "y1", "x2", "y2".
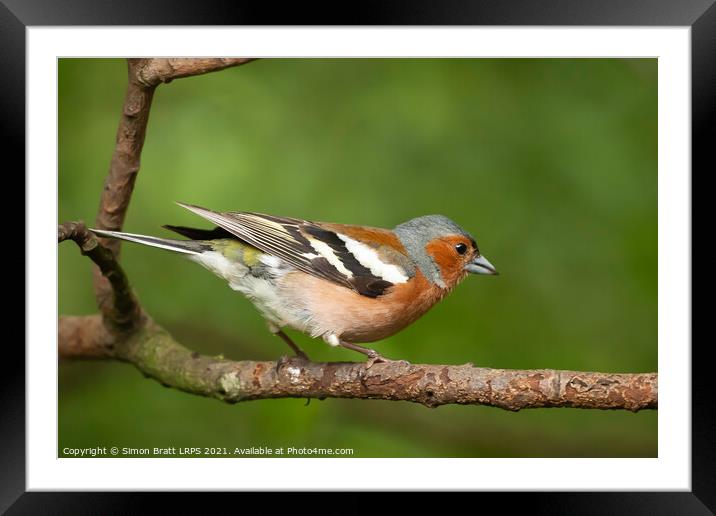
[{"x1": 7, "y1": 0, "x2": 709, "y2": 511}]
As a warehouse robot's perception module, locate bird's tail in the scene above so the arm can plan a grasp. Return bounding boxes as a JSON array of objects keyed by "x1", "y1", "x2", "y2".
[{"x1": 90, "y1": 228, "x2": 209, "y2": 255}]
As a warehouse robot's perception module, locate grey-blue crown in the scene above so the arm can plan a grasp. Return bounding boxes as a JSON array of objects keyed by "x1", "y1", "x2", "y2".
[{"x1": 394, "y1": 215, "x2": 474, "y2": 287}]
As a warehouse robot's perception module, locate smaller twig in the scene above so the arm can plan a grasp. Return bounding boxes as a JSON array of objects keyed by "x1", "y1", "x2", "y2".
[
  {"x1": 92, "y1": 57, "x2": 257, "y2": 313},
  {"x1": 133, "y1": 58, "x2": 256, "y2": 87},
  {"x1": 59, "y1": 221, "x2": 143, "y2": 332}
]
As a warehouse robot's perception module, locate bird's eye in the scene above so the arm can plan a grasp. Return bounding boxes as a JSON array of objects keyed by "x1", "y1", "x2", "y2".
[{"x1": 455, "y1": 243, "x2": 468, "y2": 255}]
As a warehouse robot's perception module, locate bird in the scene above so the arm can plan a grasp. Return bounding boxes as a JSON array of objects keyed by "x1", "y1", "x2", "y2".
[{"x1": 91, "y1": 203, "x2": 498, "y2": 365}]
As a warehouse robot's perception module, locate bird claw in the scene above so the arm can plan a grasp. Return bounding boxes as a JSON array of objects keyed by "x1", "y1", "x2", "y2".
[
  {"x1": 365, "y1": 353, "x2": 410, "y2": 369},
  {"x1": 294, "y1": 350, "x2": 310, "y2": 361},
  {"x1": 276, "y1": 355, "x2": 291, "y2": 373},
  {"x1": 276, "y1": 353, "x2": 308, "y2": 373}
]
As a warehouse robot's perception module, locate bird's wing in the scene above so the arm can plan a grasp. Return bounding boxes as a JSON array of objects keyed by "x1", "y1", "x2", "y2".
[{"x1": 177, "y1": 203, "x2": 413, "y2": 297}]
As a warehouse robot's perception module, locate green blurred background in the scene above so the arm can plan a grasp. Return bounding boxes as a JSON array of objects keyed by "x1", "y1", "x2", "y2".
[{"x1": 59, "y1": 58, "x2": 657, "y2": 458}]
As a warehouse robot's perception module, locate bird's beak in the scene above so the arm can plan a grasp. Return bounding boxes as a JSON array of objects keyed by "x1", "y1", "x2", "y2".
[{"x1": 465, "y1": 255, "x2": 498, "y2": 275}]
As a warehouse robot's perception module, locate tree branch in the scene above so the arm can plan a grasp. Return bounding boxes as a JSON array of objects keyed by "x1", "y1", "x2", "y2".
[
  {"x1": 57, "y1": 316, "x2": 657, "y2": 411},
  {"x1": 91, "y1": 58, "x2": 256, "y2": 320},
  {"x1": 133, "y1": 58, "x2": 256, "y2": 87},
  {"x1": 58, "y1": 315, "x2": 115, "y2": 359},
  {"x1": 59, "y1": 58, "x2": 657, "y2": 412},
  {"x1": 59, "y1": 221, "x2": 143, "y2": 332}
]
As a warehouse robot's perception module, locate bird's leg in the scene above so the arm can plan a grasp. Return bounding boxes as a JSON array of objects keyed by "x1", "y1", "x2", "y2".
[
  {"x1": 338, "y1": 341, "x2": 410, "y2": 369},
  {"x1": 277, "y1": 330, "x2": 310, "y2": 360},
  {"x1": 267, "y1": 323, "x2": 310, "y2": 360}
]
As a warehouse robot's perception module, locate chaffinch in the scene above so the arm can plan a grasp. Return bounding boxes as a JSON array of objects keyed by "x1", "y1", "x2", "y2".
[{"x1": 92, "y1": 203, "x2": 498, "y2": 365}]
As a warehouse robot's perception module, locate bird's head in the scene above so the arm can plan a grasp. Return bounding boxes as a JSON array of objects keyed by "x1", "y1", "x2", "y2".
[{"x1": 394, "y1": 215, "x2": 497, "y2": 289}]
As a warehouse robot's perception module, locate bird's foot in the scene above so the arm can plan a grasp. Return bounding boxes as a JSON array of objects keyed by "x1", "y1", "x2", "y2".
[
  {"x1": 365, "y1": 351, "x2": 411, "y2": 369},
  {"x1": 338, "y1": 340, "x2": 408, "y2": 368},
  {"x1": 293, "y1": 350, "x2": 310, "y2": 361},
  {"x1": 274, "y1": 329, "x2": 311, "y2": 362},
  {"x1": 275, "y1": 353, "x2": 309, "y2": 374},
  {"x1": 276, "y1": 355, "x2": 290, "y2": 373}
]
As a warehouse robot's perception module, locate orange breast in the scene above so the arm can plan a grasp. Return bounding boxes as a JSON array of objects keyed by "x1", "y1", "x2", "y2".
[{"x1": 278, "y1": 269, "x2": 447, "y2": 343}]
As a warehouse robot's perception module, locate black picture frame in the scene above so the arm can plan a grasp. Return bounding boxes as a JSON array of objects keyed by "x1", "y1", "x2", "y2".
[{"x1": 7, "y1": 0, "x2": 709, "y2": 512}]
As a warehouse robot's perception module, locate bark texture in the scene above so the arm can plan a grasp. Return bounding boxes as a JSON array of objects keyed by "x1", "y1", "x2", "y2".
[
  {"x1": 133, "y1": 58, "x2": 255, "y2": 86},
  {"x1": 58, "y1": 315, "x2": 657, "y2": 411}
]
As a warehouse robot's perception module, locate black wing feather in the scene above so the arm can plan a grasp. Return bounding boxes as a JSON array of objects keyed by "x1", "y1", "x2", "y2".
[
  {"x1": 163, "y1": 225, "x2": 233, "y2": 240},
  {"x1": 176, "y1": 203, "x2": 395, "y2": 297}
]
